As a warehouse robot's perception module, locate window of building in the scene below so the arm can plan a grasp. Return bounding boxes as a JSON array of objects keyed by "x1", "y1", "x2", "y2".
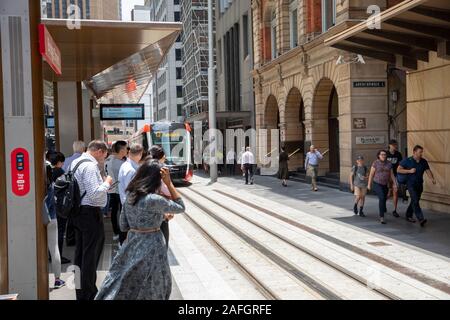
[
  {"x1": 174, "y1": 11, "x2": 181, "y2": 22},
  {"x1": 78, "y1": 0, "x2": 84, "y2": 19},
  {"x1": 62, "y1": 0, "x2": 68, "y2": 19},
  {"x1": 46, "y1": 1, "x2": 53, "y2": 18},
  {"x1": 217, "y1": 39, "x2": 222, "y2": 74},
  {"x1": 177, "y1": 104, "x2": 183, "y2": 117},
  {"x1": 271, "y1": 10, "x2": 277, "y2": 59},
  {"x1": 175, "y1": 48, "x2": 182, "y2": 61},
  {"x1": 289, "y1": 0, "x2": 298, "y2": 48},
  {"x1": 177, "y1": 86, "x2": 183, "y2": 98},
  {"x1": 86, "y1": 0, "x2": 90, "y2": 19},
  {"x1": 176, "y1": 67, "x2": 182, "y2": 79},
  {"x1": 322, "y1": 0, "x2": 336, "y2": 33},
  {"x1": 174, "y1": 0, "x2": 180, "y2": 5},
  {"x1": 243, "y1": 14, "x2": 249, "y2": 58}
]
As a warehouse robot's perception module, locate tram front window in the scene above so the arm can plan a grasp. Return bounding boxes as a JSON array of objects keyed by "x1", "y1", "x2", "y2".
[{"x1": 151, "y1": 130, "x2": 188, "y2": 166}]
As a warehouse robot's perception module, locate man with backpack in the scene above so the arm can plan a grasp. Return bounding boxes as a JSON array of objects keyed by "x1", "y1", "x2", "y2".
[
  {"x1": 349, "y1": 155, "x2": 369, "y2": 217},
  {"x1": 397, "y1": 145, "x2": 436, "y2": 227},
  {"x1": 69, "y1": 140, "x2": 113, "y2": 300}
]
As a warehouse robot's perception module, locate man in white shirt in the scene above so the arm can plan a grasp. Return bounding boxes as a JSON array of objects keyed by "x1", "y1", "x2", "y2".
[
  {"x1": 118, "y1": 143, "x2": 144, "y2": 205},
  {"x1": 105, "y1": 141, "x2": 127, "y2": 242},
  {"x1": 226, "y1": 148, "x2": 236, "y2": 176},
  {"x1": 241, "y1": 147, "x2": 256, "y2": 185},
  {"x1": 70, "y1": 140, "x2": 113, "y2": 300},
  {"x1": 305, "y1": 145, "x2": 326, "y2": 192}
]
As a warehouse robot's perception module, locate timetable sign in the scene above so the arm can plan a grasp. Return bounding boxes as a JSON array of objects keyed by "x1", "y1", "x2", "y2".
[{"x1": 100, "y1": 104, "x2": 145, "y2": 121}]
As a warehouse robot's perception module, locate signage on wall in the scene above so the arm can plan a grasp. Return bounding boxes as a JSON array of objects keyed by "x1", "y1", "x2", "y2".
[
  {"x1": 356, "y1": 136, "x2": 385, "y2": 145},
  {"x1": 353, "y1": 118, "x2": 367, "y2": 129},
  {"x1": 100, "y1": 104, "x2": 145, "y2": 121},
  {"x1": 11, "y1": 148, "x2": 30, "y2": 197},
  {"x1": 353, "y1": 81, "x2": 385, "y2": 88},
  {"x1": 39, "y1": 24, "x2": 62, "y2": 75}
]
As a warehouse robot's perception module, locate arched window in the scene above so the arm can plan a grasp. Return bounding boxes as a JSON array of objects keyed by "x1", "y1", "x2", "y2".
[
  {"x1": 289, "y1": 0, "x2": 298, "y2": 48},
  {"x1": 271, "y1": 10, "x2": 278, "y2": 59}
]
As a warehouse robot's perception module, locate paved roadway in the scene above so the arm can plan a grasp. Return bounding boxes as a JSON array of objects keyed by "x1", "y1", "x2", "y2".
[{"x1": 49, "y1": 172, "x2": 450, "y2": 300}]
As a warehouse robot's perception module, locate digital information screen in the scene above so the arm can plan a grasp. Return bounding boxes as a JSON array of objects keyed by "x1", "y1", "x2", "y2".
[
  {"x1": 100, "y1": 104, "x2": 145, "y2": 121},
  {"x1": 46, "y1": 117, "x2": 55, "y2": 128}
]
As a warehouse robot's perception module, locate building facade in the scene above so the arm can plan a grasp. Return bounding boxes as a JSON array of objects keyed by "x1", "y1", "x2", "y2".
[
  {"x1": 251, "y1": 0, "x2": 407, "y2": 186},
  {"x1": 146, "y1": 0, "x2": 184, "y2": 122},
  {"x1": 181, "y1": 0, "x2": 213, "y2": 121},
  {"x1": 44, "y1": 0, "x2": 121, "y2": 20},
  {"x1": 216, "y1": 0, "x2": 255, "y2": 132},
  {"x1": 323, "y1": 0, "x2": 450, "y2": 212}
]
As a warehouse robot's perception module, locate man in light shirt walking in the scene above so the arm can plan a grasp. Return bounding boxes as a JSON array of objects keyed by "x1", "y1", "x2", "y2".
[
  {"x1": 117, "y1": 143, "x2": 144, "y2": 245},
  {"x1": 70, "y1": 140, "x2": 113, "y2": 300},
  {"x1": 241, "y1": 147, "x2": 256, "y2": 185},
  {"x1": 305, "y1": 145, "x2": 327, "y2": 192}
]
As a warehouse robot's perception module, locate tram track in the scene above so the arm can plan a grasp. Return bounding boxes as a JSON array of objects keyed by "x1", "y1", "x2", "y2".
[{"x1": 179, "y1": 188, "x2": 392, "y2": 300}]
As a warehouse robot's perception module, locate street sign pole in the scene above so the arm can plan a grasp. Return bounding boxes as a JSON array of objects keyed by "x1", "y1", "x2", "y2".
[{"x1": 208, "y1": 0, "x2": 218, "y2": 183}]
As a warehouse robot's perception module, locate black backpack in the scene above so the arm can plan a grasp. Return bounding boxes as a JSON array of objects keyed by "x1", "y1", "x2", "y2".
[{"x1": 54, "y1": 159, "x2": 92, "y2": 219}]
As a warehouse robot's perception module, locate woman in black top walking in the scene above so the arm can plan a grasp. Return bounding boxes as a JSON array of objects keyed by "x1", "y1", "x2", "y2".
[{"x1": 279, "y1": 147, "x2": 289, "y2": 187}]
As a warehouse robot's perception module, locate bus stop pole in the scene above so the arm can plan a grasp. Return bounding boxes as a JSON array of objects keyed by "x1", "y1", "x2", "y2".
[{"x1": 208, "y1": 0, "x2": 218, "y2": 183}]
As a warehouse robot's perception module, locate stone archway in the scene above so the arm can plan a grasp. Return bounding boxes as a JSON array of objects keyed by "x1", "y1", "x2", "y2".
[
  {"x1": 262, "y1": 94, "x2": 280, "y2": 167},
  {"x1": 283, "y1": 87, "x2": 305, "y2": 170},
  {"x1": 311, "y1": 78, "x2": 340, "y2": 178}
]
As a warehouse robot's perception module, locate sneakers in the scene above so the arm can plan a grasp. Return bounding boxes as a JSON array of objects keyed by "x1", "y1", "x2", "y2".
[
  {"x1": 359, "y1": 208, "x2": 365, "y2": 217},
  {"x1": 380, "y1": 217, "x2": 387, "y2": 225},
  {"x1": 420, "y1": 219, "x2": 428, "y2": 227},
  {"x1": 392, "y1": 210, "x2": 400, "y2": 218},
  {"x1": 54, "y1": 279, "x2": 66, "y2": 289}
]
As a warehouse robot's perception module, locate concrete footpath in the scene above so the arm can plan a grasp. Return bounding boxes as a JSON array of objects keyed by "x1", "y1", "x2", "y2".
[{"x1": 209, "y1": 173, "x2": 450, "y2": 260}]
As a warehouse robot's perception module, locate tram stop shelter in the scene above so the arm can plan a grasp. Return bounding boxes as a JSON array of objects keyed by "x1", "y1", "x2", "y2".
[
  {"x1": 0, "y1": 0, "x2": 181, "y2": 299},
  {"x1": 324, "y1": 0, "x2": 450, "y2": 213}
]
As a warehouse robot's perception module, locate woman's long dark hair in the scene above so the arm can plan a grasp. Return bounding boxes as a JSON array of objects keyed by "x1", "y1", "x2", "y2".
[{"x1": 126, "y1": 159, "x2": 162, "y2": 205}]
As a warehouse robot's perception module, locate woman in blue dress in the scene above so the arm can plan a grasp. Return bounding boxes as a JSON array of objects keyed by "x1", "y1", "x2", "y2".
[{"x1": 96, "y1": 159, "x2": 185, "y2": 300}]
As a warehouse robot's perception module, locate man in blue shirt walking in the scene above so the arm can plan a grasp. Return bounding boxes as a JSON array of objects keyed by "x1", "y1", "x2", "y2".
[{"x1": 398, "y1": 145, "x2": 436, "y2": 227}]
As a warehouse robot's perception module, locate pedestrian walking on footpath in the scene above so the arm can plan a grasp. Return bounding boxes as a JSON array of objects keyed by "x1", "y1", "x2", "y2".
[
  {"x1": 95, "y1": 160, "x2": 185, "y2": 300},
  {"x1": 105, "y1": 141, "x2": 128, "y2": 243},
  {"x1": 63, "y1": 141, "x2": 86, "y2": 172},
  {"x1": 62, "y1": 141, "x2": 86, "y2": 248},
  {"x1": 118, "y1": 143, "x2": 144, "y2": 245},
  {"x1": 305, "y1": 145, "x2": 327, "y2": 192},
  {"x1": 397, "y1": 145, "x2": 436, "y2": 227},
  {"x1": 70, "y1": 140, "x2": 113, "y2": 300},
  {"x1": 278, "y1": 146, "x2": 289, "y2": 187},
  {"x1": 226, "y1": 148, "x2": 236, "y2": 176},
  {"x1": 149, "y1": 145, "x2": 175, "y2": 250},
  {"x1": 349, "y1": 155, "x2": 369, "y2": 217},
  {"x1": 48, "y1": 152, "x2": 72, "y2": 265},
  {"x1": 45, "y1": 161, "x2": 65, "y2": 289},
  {"x1": 387, "y1": 139, "x2": 403, "y2": 218},
  {"x1": 241, "y1": 147, "x2": 256, "y2": 185},
  {"x1": 368, "y1": 150, "x2": 398, "y2": 225}
]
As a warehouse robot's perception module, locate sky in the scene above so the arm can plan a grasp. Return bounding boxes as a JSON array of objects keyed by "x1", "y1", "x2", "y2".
[{"x1": 121, "y1": 0, "x2": 145, "y2": 21}]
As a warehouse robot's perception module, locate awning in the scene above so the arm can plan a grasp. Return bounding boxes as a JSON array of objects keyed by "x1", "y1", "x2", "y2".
[
  {"x1": 42, "y1": 19, "x2": 182, "y2": 103},
  {"x1": 324, "y1": 0, "x2": 450, "y2": 70}
]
